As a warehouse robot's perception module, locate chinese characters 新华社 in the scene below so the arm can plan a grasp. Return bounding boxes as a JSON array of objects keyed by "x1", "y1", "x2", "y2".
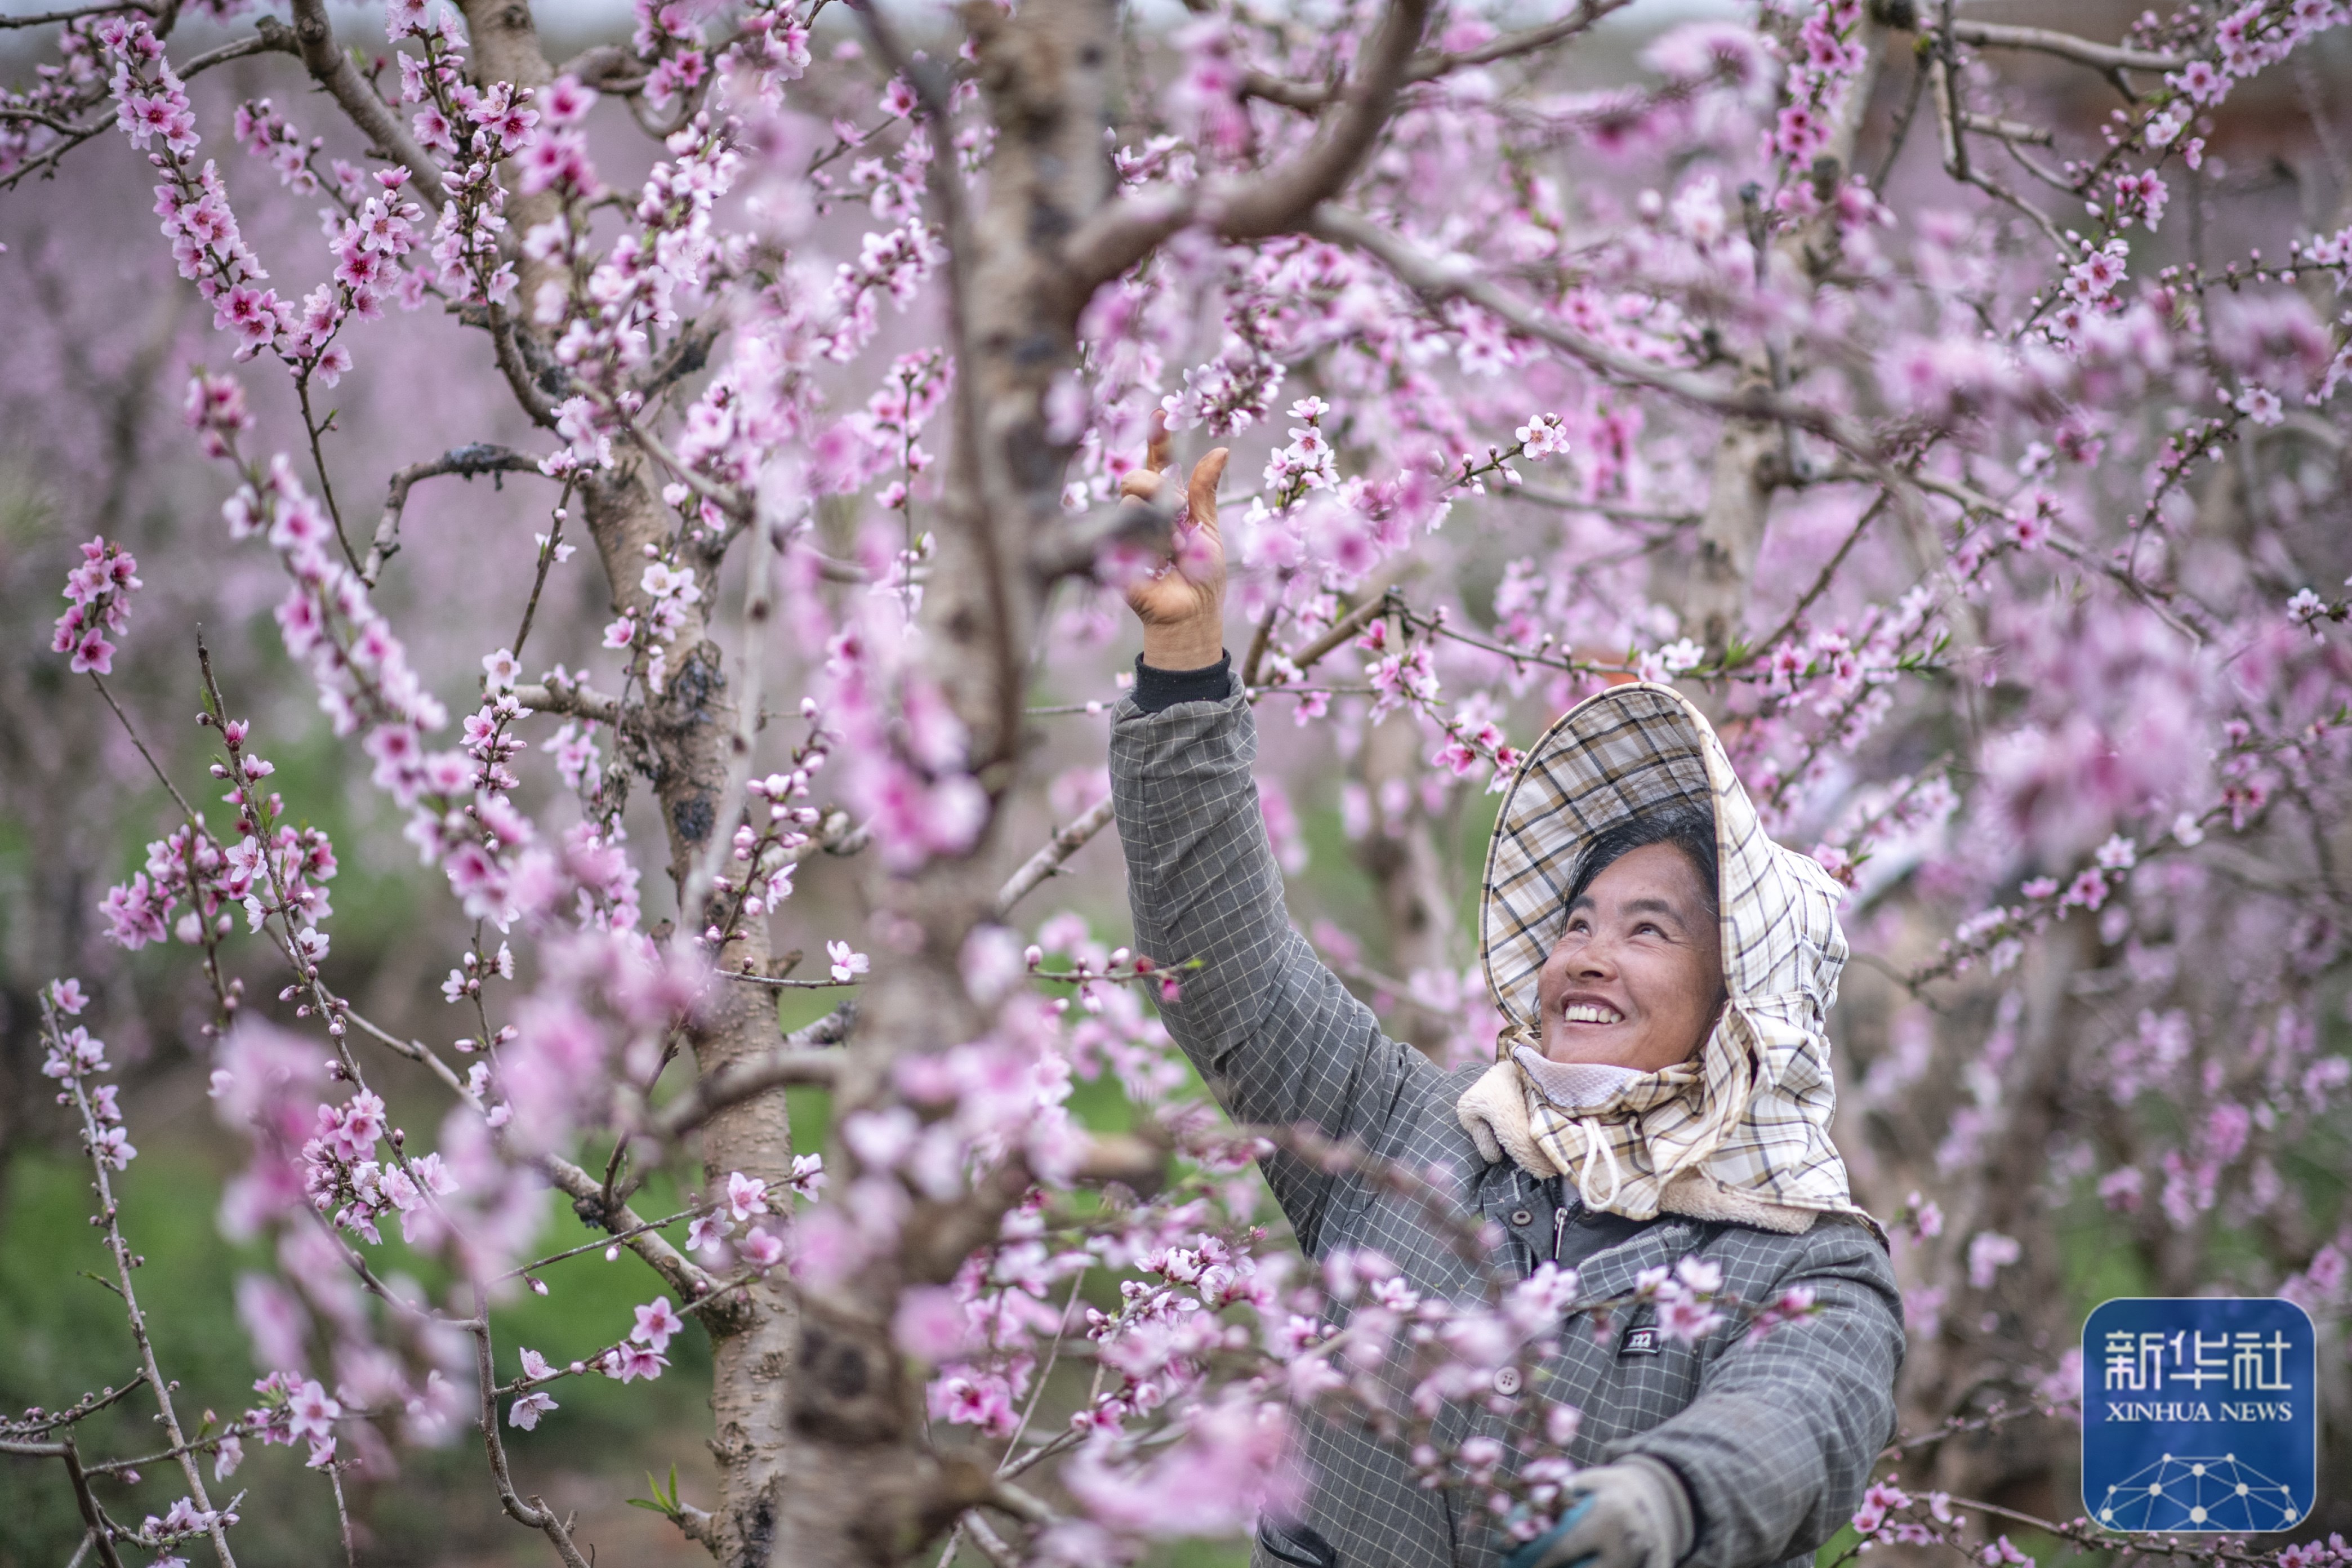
[{"x1": 2102, "y1": 1330, "x2": 2293, "y2": 1393}]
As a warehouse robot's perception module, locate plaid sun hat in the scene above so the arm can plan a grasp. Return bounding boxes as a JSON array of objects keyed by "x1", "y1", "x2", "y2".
[{"x1": 1470, "y1": 682, "x2": 1877, "y2": 1233}]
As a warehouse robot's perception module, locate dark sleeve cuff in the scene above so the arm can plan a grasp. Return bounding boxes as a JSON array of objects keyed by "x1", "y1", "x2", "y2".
[{"x1": 1132, "y1": 651, "x2": 1232, "y2": 714}]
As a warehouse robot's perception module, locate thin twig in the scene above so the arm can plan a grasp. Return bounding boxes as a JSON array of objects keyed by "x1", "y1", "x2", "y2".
[
  {"x1": 721, "y1": 973, "x2": 863, "y2": 990},
  {"x1": 0, "y1": 0, "x2": 155, "y2": 26},
  {"x1": 1500, "y1": 486, "x2": 1699, "y2": 525},
  {"x1": 82, "y1": 1418, "x2": 266, "y2": 1477},
  {"x1": 996, "y1": 1271, "x2": 1086, "y2": 1468},
  {"x1": 296, "y1": 376, "x2": 357, "y2": 574},
  {"x1": 1741, "y1": 493, "x2": 1889, "y2": 665},
  {"x1": 991, "y1": 796, "x2": 1117, "y2": 920},
  {"x1": 1307, "y1": 205, "x2": 1925, "y2": 537},
  {"x1": 327, "y1": 1464, "x2": 359, "y2": 1568},
  {"x1": 86, "y1": 672, "x2": 201, "y2": 822},
  {"x1": 0, "y1": 1372, "x2": 149, "y2": 1439},
  {"x1": 42, "y1": 1005, "x2": 238, "y2": 1568},
  {"x1": 511, "y1": 482, "x2": 574, "y2": 662},
  {"x1": 466, "y1": 1284, "x2": 595, "y2": 1568},
  {"x1": 495, "y1": 1207, "x2": 702, "y2": 1282}
]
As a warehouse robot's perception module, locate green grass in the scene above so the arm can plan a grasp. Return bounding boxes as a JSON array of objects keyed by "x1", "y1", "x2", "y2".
[{"x1": 0, "y1": 1129, "x2": 716, "y2": 1565}]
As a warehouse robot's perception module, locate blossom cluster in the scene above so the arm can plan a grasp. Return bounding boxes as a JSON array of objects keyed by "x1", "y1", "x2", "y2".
[{"x1": 48, "y1": 534, "x2": 140, "y2": 675}]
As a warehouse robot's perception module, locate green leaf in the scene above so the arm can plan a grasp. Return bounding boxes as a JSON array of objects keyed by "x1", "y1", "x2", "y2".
[{"x1": 626, "y1": 1465, "x2": 683, "y2": 1518}]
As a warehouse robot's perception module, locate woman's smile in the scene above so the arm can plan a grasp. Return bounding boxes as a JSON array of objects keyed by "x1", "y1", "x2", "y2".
[{"x1": 1536, "y1": 841, "x2": 1726, "y2": 1073}]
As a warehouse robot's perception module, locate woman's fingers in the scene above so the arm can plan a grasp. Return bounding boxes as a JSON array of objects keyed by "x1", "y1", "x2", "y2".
[
  {"x1": 1186, "y1": 447, "x2": 1230, "y2": 536},
  {"x1": 1120, "y1": 411, "x2": 1178, "y2": 503},
  {"x1": 1144, "y1": 407, "x2": 1173, "y2": 474},
  {"x1": 1118, "y1": 425, "x2": 1223, "y2": 537}
]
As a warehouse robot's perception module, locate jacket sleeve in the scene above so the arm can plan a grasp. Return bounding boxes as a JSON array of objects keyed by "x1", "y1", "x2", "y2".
[
  {"x1": 1606, "y1": 1218, "x2": 1905, "y2": 1568},
  {"x1": 1108, "y1": 676, "x2": 1440, "y2": 1253}
]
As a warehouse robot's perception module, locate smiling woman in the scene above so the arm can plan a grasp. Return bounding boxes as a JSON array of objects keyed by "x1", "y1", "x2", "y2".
[
  {"x1": 1536, "y1": 812, "x2": 1727, "y2": 1075},
  {"x1": 1110, "y1": 424, "x2": 1903, "y2": 1568}
]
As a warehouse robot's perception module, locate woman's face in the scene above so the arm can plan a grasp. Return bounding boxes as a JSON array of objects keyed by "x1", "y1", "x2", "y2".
[{"x1": 1534, "y1": 842, "x2": 1726, "y2": 1072}]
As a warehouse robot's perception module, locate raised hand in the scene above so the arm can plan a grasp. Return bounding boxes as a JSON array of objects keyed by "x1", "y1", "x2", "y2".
[{"x1": 1120, "y1": 409, "x2": 1231, "y2": 671}]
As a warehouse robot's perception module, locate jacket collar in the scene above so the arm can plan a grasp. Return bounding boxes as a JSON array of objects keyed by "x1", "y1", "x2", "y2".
[{"x1": 1566, "y1": 1213, "x2": 1708, "y2": 1313}]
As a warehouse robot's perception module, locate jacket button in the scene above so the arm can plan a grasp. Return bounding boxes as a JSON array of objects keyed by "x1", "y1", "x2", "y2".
[
  {"x1": 1493, "y1": 1366, "x2": 1524, "y2": 1395},
  {"x1": 1509, "y1": 1208, "x2": 1534, "y2": 1227}
]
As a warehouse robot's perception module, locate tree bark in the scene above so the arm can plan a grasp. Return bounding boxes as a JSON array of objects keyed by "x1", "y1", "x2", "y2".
[
  {"x1": 765, "y1": 0, "x2": 1121, "y2": 1560},
  {"x1": 1680, "y1": 25, "x2": 1885, "y2": 657},
  {"x1": 1352, "y1": 712, "x2": 1461, "y2": 1057},
  {"x1": 1886, "y1": 921, "x2": 2088, "y2": 1531},
  {"x1": 577, "y1": 458, "x2": 803, "y2": 1568},
  {"x1": 455, "y1": 0, "x2": 566, "y2": 334}
]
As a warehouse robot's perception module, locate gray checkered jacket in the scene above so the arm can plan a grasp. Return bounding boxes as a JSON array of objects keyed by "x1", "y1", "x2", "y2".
[{"x1": 1110, "y1": 679, "x2": 1903, "y2": 1568}]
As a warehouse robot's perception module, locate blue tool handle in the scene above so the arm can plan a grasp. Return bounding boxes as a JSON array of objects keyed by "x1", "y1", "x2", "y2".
[{"x1": 1500, "y1": 1491, "x2": 1600, "y2": 1568}]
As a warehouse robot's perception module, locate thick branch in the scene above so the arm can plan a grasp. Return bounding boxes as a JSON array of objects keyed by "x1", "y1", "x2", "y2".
[
  {"x1": 551, "y1": 42, "x2": 650, "y2": 93},
  {"x1": 785, "y1": 1001, "x2": 857, "y2": 1048},
  {"x1": 540, "y1": 1153, "x2": 716, "y2": 1300},
  {"x1": 61, "y1": 1440, "x2": 127, "y2": 1568},
  {"x1": 991, "y1": 796, "x2": 1116, "y2": 919},
  {"x1": 1211, "y1": 0, "x2": 1425, "y2": 237},
  {"x1": 268, "y1": 0, "x2": 449, "y2": 212},
  {"x1": 1070, "y1": 1132, "x2": 1167, "y2": 1188},
  {"x1": 1946, "y1": 19, "x2": 2184, "y2": 74},
  {"x1": 653, "y1": 1049, "x2": 841, "y2": 1141},
  {"x1": 1062, "y1": 0, "x2": 1432, "y2": 287},
  {"x1": 1959, "y1": 111, "x2": 2053, "y2": 148},
  {"x1": 1285, "y1": 592, "x2": 1391, "y2": 675},
  {"x1": 485, "y1": 304, "x2": 564, "y2": 429},
  {"x1": 513, "y1": 681, "x2": 624, "y2": 724},
  {"x1": 1245, "y1": 0, "x2": 1628, "y2": 111},
  {"x1": 366, "y1": 443, "x2": 543, "y2": 585},
  {"x1": 181, "y1": 32, "x2": 292, "y2": 75}
]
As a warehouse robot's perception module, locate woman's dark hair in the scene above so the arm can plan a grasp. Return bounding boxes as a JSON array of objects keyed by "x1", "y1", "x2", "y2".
[{"x1": 1563, "y1": 806, "x2": 1721, "y2": 927}]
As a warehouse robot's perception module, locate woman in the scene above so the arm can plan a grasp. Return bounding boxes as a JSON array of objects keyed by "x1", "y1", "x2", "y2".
[{"x1": 1107, "y1": 432, "x2": 1904, "y2": 1568}]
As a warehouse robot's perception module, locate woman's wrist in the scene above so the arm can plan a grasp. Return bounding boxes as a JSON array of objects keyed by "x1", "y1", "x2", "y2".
[{"x1": 1140, "y1": 616, "x2": 1226, "y2": 672}]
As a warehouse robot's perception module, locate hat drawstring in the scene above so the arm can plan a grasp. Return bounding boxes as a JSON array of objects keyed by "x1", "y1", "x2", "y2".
[{"x1": 1574, "y1": 1120, "x2": 1624, "y2": 1211}]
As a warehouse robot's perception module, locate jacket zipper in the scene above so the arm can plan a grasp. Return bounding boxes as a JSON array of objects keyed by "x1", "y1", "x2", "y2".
[{"x1": 1552, "y1": 1198, "x2": 1569, "y2": 1263}]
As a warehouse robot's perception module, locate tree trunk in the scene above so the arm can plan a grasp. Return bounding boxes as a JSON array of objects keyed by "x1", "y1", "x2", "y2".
[
  {"x1": 1886, "y1": 921, "x2": 2091, "y2": 1549},
  {"x1": 1680, "y1": 23, "x2": 1884, "y2": 656},
  {"x1": 767, "y1": 0, "x2": 1120, "y2": 1560},
  {"x1": 577, "y1": 459, "x2": 803, "y2": 1568},
  {"x1": 1352, "y1": 711, "x2": 1461, "y2": 1057}
]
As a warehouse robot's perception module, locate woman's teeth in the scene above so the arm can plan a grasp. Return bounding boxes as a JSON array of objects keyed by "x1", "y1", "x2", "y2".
[{"x1": 1561, "y1": 1003, "x2": 1623, "y2": 1025}]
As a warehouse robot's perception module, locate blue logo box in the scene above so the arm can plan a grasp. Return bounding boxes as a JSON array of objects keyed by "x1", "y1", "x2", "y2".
[{"x1": 2082, "y1": 1298, "x2": 2315, "y2": 1534}]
